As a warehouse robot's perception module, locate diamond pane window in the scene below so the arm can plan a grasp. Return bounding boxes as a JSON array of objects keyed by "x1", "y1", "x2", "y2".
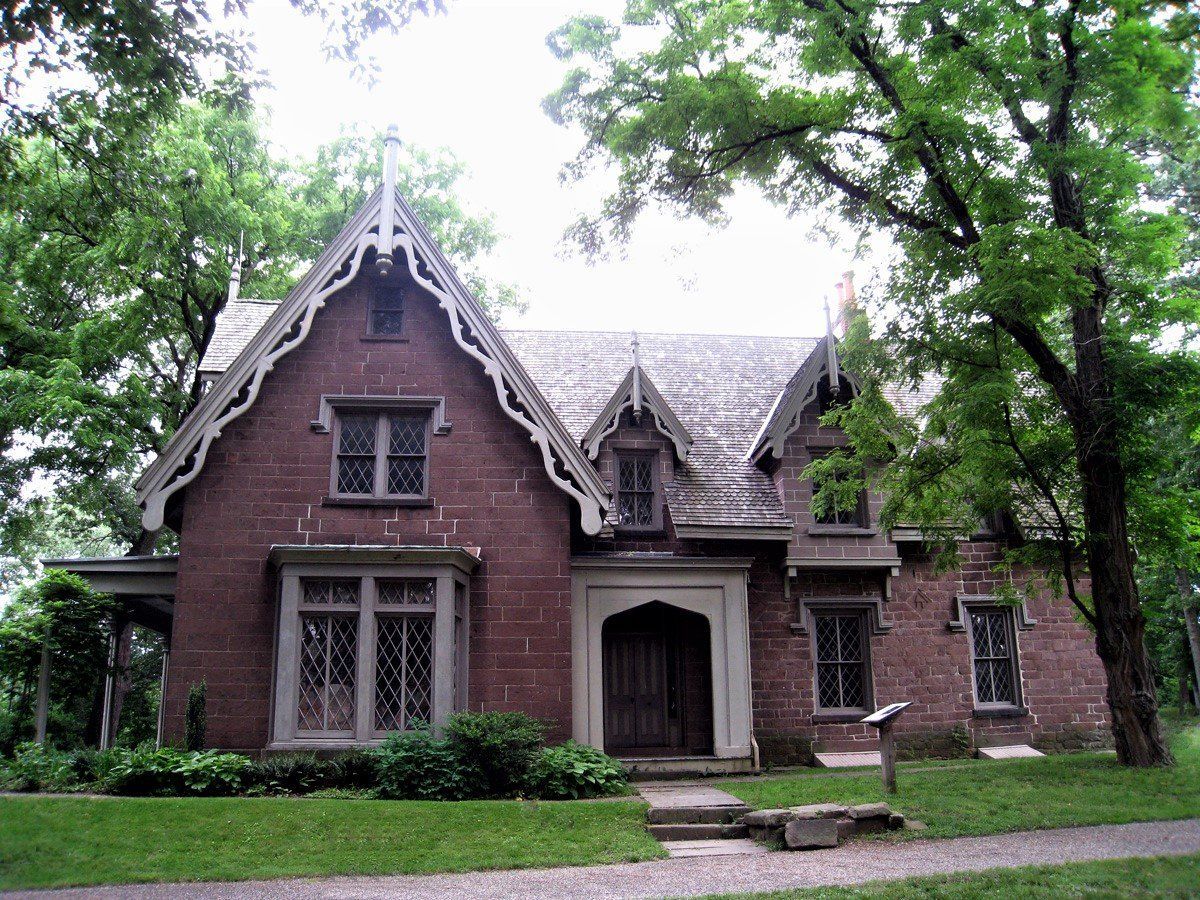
[
  {"x1": 369, "y1": 282, "x2": 406, "y2": 336},
  {"x1": 814, "y1": 613, "x2": 868, "y2": 711},
  {"x1": 374, "y1": 615, "x2": 434, "y2": 732},
  {"x1": 377, "y1": 579, "x2": 436, "y2": 606},
  {"x1": 302, "y1": 579, "x2": 360, "y2": 606},
  {"x1": 331, "y1": 411, "x2": 429, "y2": 499},
  {"x1": 969, "y1": 609, "x2": 1019, "y2": 706},
  {"x1": 615, "y1": 454, "x2": 658, "y2": 529},
  {"x1": 297, "y1": 614, "x2": 357, "y2": 733},
  {"x1": 336, "y1": 415, "x2": 377, "y2": 495}
]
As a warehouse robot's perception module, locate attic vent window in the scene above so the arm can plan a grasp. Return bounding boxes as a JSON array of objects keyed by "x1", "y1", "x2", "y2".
[{"x1": 368, "y1": 280, "x2": 406, "y2": 336}]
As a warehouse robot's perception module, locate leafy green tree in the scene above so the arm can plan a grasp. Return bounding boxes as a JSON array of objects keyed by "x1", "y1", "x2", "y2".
[
  {"x1": 548, "y1": 0, "x2": 1200, "y2": 765},
  {"x1": 0, "y1": 90, "x2": 514, "y2": 557}
]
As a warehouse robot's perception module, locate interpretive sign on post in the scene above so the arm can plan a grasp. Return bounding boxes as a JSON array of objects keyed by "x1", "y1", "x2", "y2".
[{"x1": 861, "y1": 701, "x2": 912, "y2": 793}]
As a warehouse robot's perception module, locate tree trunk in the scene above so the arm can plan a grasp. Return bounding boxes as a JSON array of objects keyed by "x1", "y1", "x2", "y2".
[
  {"x1": 1078, "y1": 429, "x2": 1173, "y2": 766},
  {"x1": 1175, "y1": 569, "x2": 1200, "y2": 705}
]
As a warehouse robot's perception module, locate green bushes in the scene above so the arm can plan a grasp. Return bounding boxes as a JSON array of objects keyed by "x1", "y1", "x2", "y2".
[
  {"x1": 106, "y1": 747, "x2": 251, "y2": 796},
  {"x1": 184, "y1": 681, "x2": 206, "y2": 751},
  {"x1": 0, "y1": 711, "x2": 629, "y2": 802},
  {"x1": 527, "y1": 741, "x2": 628, "y2": 799},
  {"x1": 443, "y1": 710, "x2": 546, "y2": 798},
  {"x1": 373, "y1": 727, "x2": 479, "y2": 800}
]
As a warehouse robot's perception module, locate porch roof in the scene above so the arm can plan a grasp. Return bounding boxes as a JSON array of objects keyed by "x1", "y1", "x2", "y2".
[{"x1": 41, "y1": 554, "x2": 178, "y2": 634}]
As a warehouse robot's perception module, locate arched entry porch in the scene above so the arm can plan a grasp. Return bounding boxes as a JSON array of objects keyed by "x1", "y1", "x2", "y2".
[
  {"x1": 602, "y1": 602, "x2": 712, "y2": 756},
  {"x1": 570, "y1": 556, "x2": 754, "y2": 770}
]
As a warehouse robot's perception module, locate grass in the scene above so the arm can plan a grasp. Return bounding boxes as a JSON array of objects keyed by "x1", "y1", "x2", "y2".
[
  {"x1": 703, "y1": 853, "x2": 1200, "y2": 898},
  {"x1": 0, "y1": 794, "x2": 665, "y2": 890},
  {"x1": 721, "y1": 718, "x2": 1200, "y2": 840}
]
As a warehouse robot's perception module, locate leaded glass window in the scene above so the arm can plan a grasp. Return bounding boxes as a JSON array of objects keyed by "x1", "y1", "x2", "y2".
[
  {"x1": 374, "y1": 615, "x2": 433, "y2": 731},
  {"x1": 377, "y1": 579, "x2": 436, "y2": 606},
  {"x1": 814, "y1": 613, "x2": 869, "y2": 711},
  {"x1": 969, "y1": 608, "x2": 1019, "y2": 706},
  {"x1": 332, "y1": 411, "x2": 428, "y2": 499},
  {"x1": 297, "y1": 614, "x2": 358, "y2": 734},
  {"x1": 368, "y1": 281, "x2": 406, "y2": 336},
  {"x1": 615, "y1": 453, "x2": 658, "y2": 529}
]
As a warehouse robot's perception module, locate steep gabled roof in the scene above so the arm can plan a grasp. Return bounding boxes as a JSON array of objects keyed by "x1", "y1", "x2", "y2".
[
  {"x1": 136, "y1": 187, "x2": 610, "y2": 535},
  {"x1": 197, "y1": 300, "x2": 279, "y2": 375},
  {"x1": 582, "y1": 364, "x2": 693, "y2": 462},
  {"x1": 748, "y1": 335, "x2": 860, "y2": 463}
]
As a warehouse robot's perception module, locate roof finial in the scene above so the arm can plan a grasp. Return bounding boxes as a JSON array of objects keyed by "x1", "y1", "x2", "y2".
[
  {"x1": 376, "y1": 124, "x2": 401, "y2": 277},
  {"x1": 823, "y1": 295, "x2": 839, "y2": 393},
  {"x1": 228, "y1": 231, "x2": 244, "y2": 303},
  {"x1": 631, "y1": 331, "x2": 644, "y2": 423}
]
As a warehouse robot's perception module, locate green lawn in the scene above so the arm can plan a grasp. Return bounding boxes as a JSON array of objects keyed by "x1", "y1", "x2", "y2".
[
  {"x1": 703, "y1": 853, "x2": 1200, "y2": 898},
  {"x1": 720, "y1": 720, "x2": 1200, "y2": 840},
  {"x1": 0, "y1": 795, "x2": 665, "y2": 890}
]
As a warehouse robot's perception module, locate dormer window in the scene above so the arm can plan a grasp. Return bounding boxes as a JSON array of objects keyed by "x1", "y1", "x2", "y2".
[
  {"x1": 368, "y1": 280, "x2": 406, "y2": 336},
  {"x1": 332, "y1": 411, "x2": 428, "y2": 499},
  {"x1": 614, "y1": 452, "x2": 661, "y2": 531},
  {"x1": 810, "y1": 452, "x2": 867, "y2": 528}
]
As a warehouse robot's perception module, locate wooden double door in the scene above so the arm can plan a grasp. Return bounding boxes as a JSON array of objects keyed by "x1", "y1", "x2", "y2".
[{"x1": 601, "y1": 602, "x2": 712, "y2": 756}]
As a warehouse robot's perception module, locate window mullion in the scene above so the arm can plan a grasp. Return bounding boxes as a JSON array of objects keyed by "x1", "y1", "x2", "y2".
[{"x1": 374, "y1": 413, "x2": 388, "y2": 497}]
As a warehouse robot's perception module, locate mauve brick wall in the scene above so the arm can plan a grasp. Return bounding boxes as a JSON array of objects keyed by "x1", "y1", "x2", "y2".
[
  {"x1": 584, "y1": 413, "x2": 1110, "y2": 765},
  {"x1": 166, "y1": 264, "x2": 574, "y2": 751}
]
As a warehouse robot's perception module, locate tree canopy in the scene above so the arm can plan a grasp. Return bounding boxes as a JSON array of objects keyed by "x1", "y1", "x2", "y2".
[
  {"x1": 0, "y1": 87, "x2": 515, "y2": 568},
  {"x1": 548, "y1": 0, "x2": 1200, "y2": 765}
]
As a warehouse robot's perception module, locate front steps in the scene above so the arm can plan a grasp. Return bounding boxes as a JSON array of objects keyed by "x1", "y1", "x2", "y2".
[{"x1": 639, "y1": 782, "x2": 757, "y2": 858}]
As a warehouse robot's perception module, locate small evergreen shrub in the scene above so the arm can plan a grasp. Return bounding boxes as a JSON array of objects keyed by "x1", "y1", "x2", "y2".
[
  {"x1": 106, "y1": 747, "x2": 250, "y2": 796},
  {"x1": 526, "y1": 741, "x2": 628, "y2": 800},
  {"x1": 443, "y1": 710, "x2": 546, "y2": 798},
  {"x1": 70, "y1": 747, "x2": 124, "y2": 787},
  {"x1": 248, "y1": 752, "x2": 327, "y2": 795},
  {"x1": 372, "y1": 727, "x2": 481, "y2": 800},
  {"x1": 328, "y1": 747, "x2": 379, "y2": 790},
  {"x1": 184, "y1": 681, "x2": 207, "y2": 751},
  {"x1": 0, "y1": 743, "x2": 78, "y2": 792}
]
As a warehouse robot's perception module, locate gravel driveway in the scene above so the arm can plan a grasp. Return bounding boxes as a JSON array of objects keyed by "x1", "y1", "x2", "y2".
[{"x1": 8, "y1": 818, "x2": 1200, "y2": 900}]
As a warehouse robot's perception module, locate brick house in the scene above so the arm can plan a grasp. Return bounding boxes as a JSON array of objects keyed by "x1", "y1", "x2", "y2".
[{"x1": 51, "y1": 142, "x2": 1109, "y2": 769}]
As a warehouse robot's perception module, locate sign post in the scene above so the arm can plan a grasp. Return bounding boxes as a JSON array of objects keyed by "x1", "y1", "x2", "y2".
[{"x1": 861, "y1": 702, "x2": 912, "y2": 794}]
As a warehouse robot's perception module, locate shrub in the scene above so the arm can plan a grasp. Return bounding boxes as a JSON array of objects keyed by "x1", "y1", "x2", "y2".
[
  {"x1": 527, "y1": 741, "x2": 628, "y2": 800},
  {"x1": 184, "y1": 681, "x2": 206, "y2": 751},
  {"x1": 70, "y1": 747, "x2": 124, "y2": 786},
  {"x1": 248, "y1": 752, "x2": 328, "y2": 795},
  {"x1": 443, "y1": 710, "x2": 546, "y2": 798},
  {"x1": 327, "y1": 747, "x2": 379, "y2": 790},
  {"x1": 0, "y1": 742, "x2": 78, "y2": 792},
  {"x1": 105, "y1": 746, "x2": 250, "y2": 796},
  {"x1": 372, "y1": 727, "x2": 481, "y2": 800}
]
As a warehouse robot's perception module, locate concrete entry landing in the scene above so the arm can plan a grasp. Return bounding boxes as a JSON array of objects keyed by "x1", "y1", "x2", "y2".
[
  {"x1": 638, "y1": 782, "x2": 755, "y2": 858},
  {"x1": 814, "y1": 750, "x2": 882, "y2": 768},
  {"x1": 978, "y1": 744, "x2": 1045, "y2": 760}
]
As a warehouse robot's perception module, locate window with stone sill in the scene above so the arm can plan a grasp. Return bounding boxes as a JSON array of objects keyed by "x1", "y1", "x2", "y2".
[
  {"x1": 332, "y1": 410, "x2": 429, "y2": 500},
  {"x1": 967, "y1": 606, "x2": 1022, "y2": 709},
  {"x1": 614, "y1": 452, "x2": 661, "y2": 531},
  {"x1": 810, "y1": 458, "x2": 867, "y2": 528},
  {"x1": 813, "y1": 611, "x2": 872, "y2": 714}
]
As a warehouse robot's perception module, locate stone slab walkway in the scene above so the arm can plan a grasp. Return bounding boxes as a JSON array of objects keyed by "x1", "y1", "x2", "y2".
[{"x1": 9, "y1": 818, "x2": 1199, "y2": 900}]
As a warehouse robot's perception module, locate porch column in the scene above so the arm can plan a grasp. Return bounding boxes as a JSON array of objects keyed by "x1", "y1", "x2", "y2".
[
  {"x1": 99, "y1": 614, "x2": 131, "y2": 750},
  {"x1": 33, "y1": 640, "x2": 51, "y2": 744},
  {"x1": 155, "y1": 645, "x2": 170, "y2": 749}
]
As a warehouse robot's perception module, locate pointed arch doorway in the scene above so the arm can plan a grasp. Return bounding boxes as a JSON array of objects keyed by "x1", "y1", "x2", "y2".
[{"x1": 602, "y1": 602, "x2": 713, "y2": 756}]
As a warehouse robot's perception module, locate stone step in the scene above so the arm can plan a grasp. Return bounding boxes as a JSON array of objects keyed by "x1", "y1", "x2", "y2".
[
  {"x1": 661, "y1": 838, "x2": 769, "y2": 858},
  {"x1": 646, "y1": 804, "x2": 751, "y2": 825},
  {"x1": 647, "y1": 823, "x2": 750, "y2": 841}
]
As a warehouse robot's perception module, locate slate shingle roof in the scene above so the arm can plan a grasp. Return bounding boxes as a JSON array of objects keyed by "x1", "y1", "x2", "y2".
[
  {"x1": 500, "y1": 329, "x2": 818, "y2": 530},
  {"x1": 198, "y1": 300, "x2": 280, "y2": 374},
  {"x1": 197, "y1": 303, "x2": 941, "y2": 531}
]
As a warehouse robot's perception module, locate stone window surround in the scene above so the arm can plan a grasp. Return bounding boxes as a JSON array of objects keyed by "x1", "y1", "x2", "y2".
[
  {"x1": 311, "y1": 395, "x2": 452, "y2": 508},
  {"x1": 809, "y1": 607, "x2": 875, "y2": 719},
  {"x1": 949, "y1": 595, "x2": 1030, "y2": 717},
  {"x1": 611, "y1": 448, "x2": 664, "y2": 534},
  {"x1": 268, "y1": 545, "x2": 476, "y2": 750},
  {"x1": 570, "y1": 556, "x2": 754, "y2": 760}
]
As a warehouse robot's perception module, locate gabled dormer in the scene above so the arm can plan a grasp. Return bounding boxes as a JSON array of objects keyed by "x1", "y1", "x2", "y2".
[{"x1": 581, "y1": 334, "x2": 693, "y2": 464}]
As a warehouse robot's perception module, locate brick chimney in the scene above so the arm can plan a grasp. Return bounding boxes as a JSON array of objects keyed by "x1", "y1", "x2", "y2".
[{"x1": 834, "y1": 270, "x2": 858, "y2": 336}]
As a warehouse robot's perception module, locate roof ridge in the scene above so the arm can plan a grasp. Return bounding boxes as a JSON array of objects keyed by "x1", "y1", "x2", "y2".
[{"x1": 499, "y1": 326, "x2": 822, "y2": 341}]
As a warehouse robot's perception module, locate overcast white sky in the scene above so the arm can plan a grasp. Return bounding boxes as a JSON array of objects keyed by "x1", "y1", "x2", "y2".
[{"x1": 245, "y1": 0, "x2": 879, "y2": 336}]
